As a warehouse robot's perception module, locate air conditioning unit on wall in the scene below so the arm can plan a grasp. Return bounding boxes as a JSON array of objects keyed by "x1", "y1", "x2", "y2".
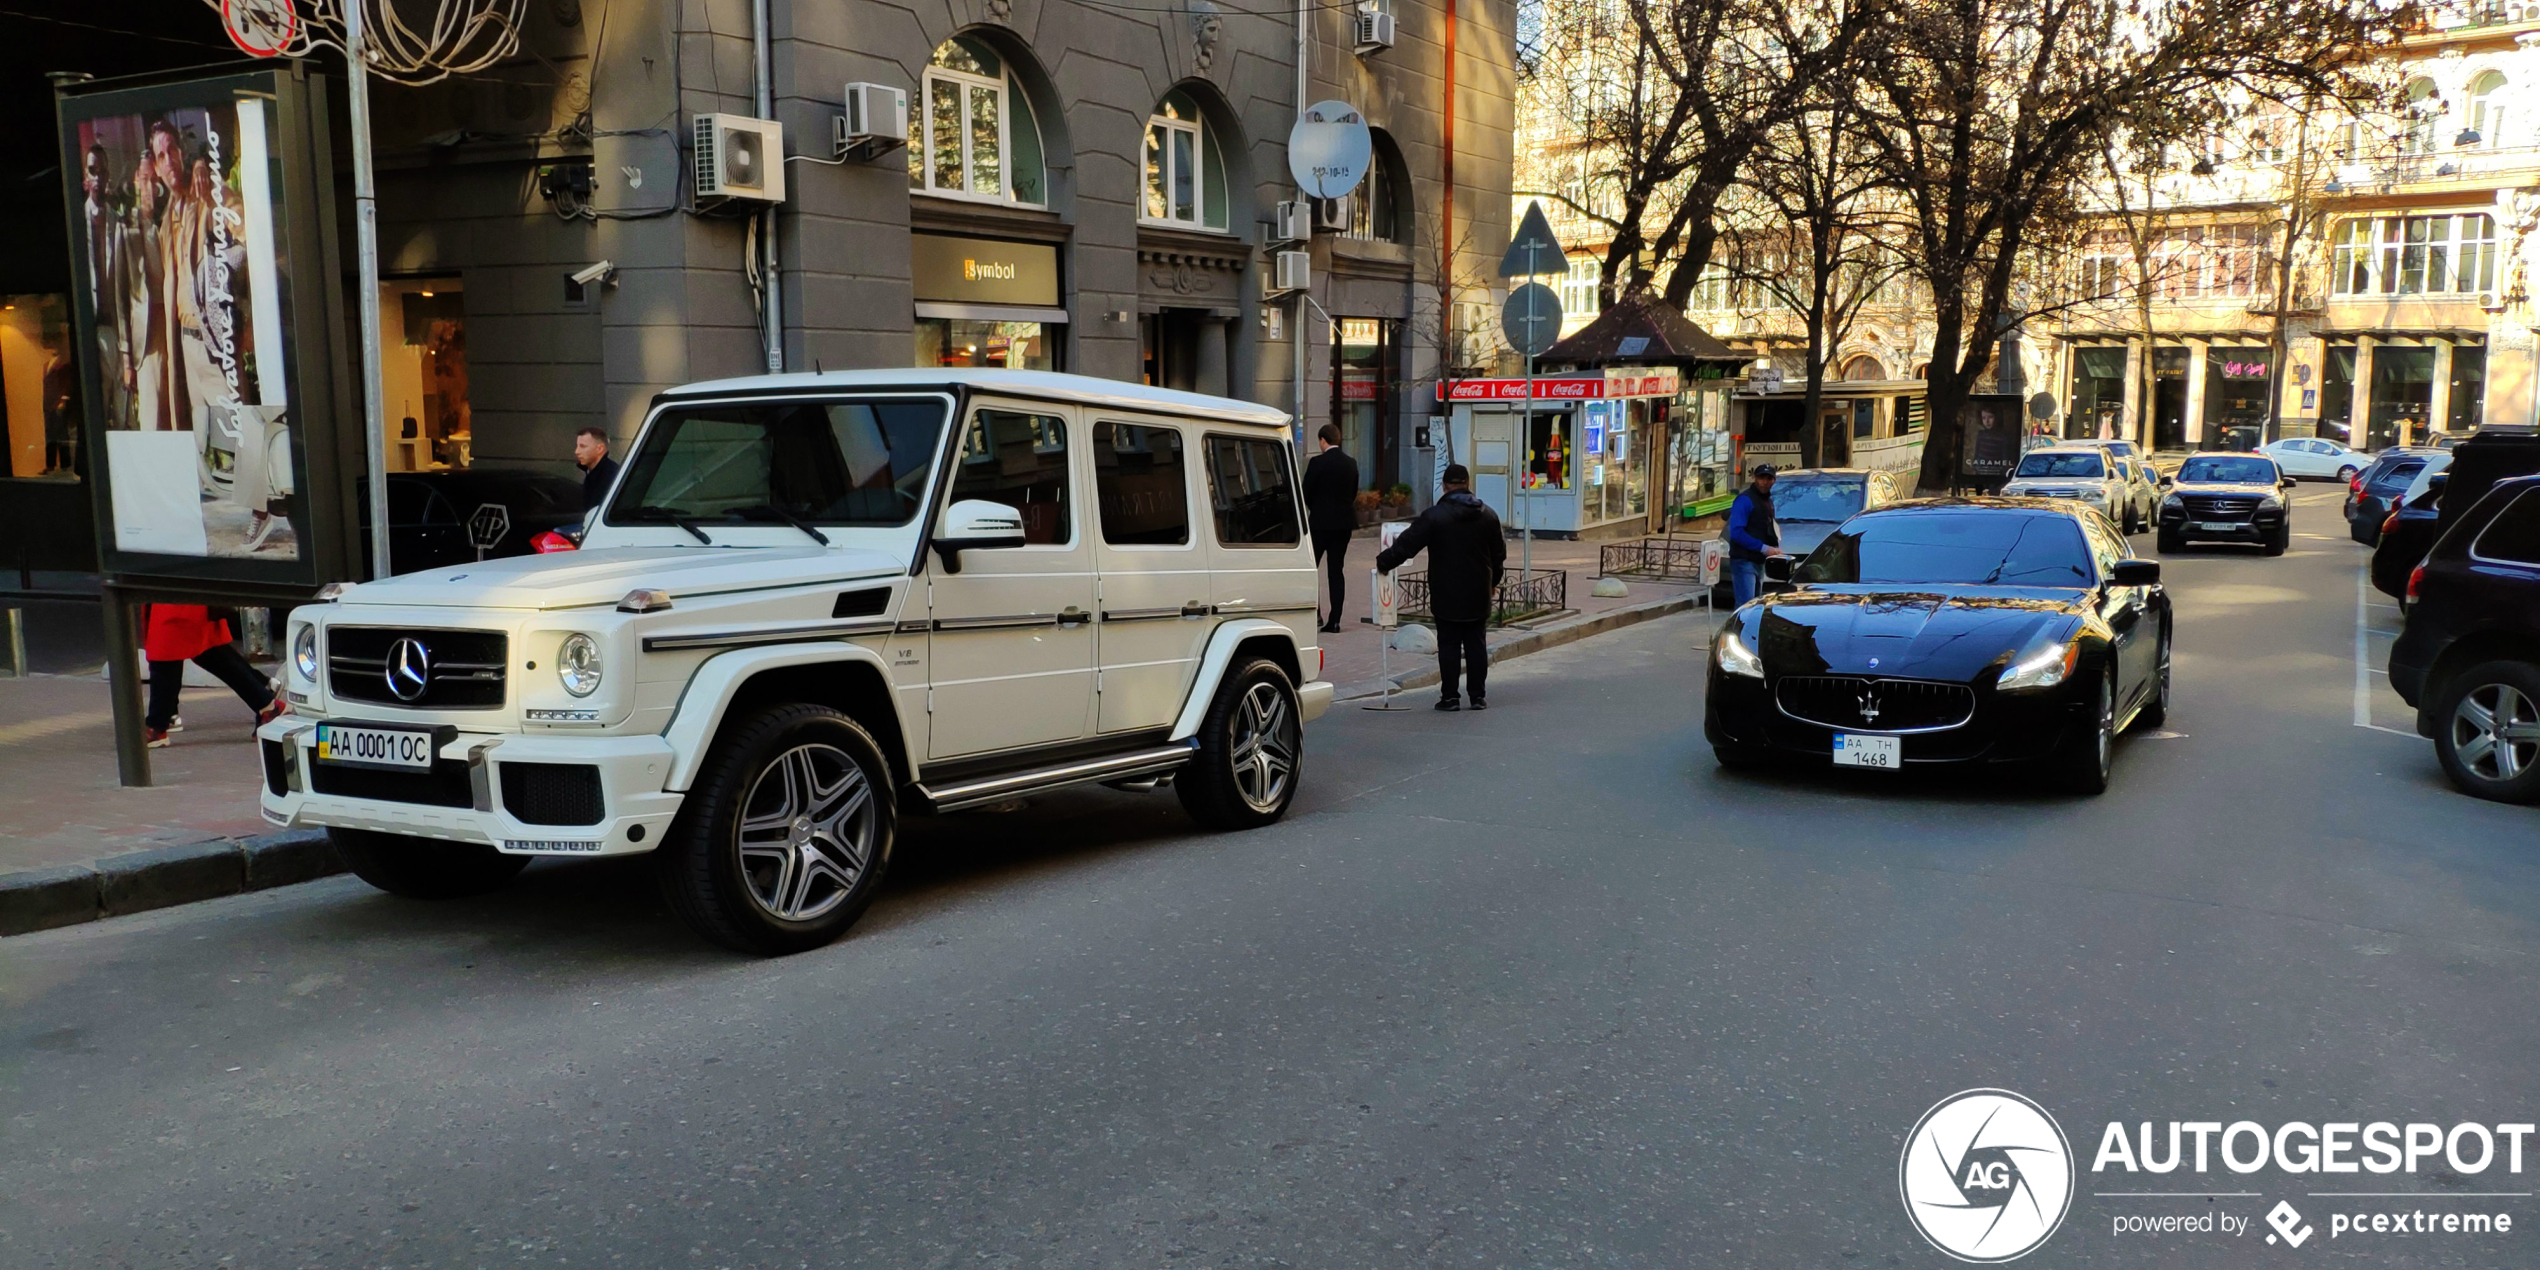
[
  {"x1": 694, "y1": 113, "x2": 787, "y2": 203},
  {"x1": 1274, "y1": 199, "x2": 1312, "y2": 243},
  {"x1": 1354, "y1": 8, "x2": 1396, "y2": 53},
  {"x1": 839, "y1": 83, "x2": 908, "y2": 159},
  {"x1": 1314, "y1": 195, "x2": 1354, "y2": 230},
  {"x1": 1267, "y1": 250, "x2": 1310, "y2": 294}
]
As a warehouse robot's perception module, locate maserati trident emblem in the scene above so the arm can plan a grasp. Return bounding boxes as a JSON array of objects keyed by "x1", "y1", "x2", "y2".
[
  {"x1": 385, "y1": 637, "x2": 432, "y2": 702},
  {"x1": 1858, "y1": 683, "x2": 1883, "y2": 725}
]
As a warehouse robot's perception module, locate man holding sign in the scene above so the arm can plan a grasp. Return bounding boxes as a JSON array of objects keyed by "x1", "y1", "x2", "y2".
[{"x1": 1375, "y1": 464, "x2": 1506, "y2": 711}]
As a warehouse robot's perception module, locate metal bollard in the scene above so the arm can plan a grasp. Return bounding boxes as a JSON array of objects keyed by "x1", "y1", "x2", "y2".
[{"x1": 1, "y1": 607, "x2": 24, "y2": 678}]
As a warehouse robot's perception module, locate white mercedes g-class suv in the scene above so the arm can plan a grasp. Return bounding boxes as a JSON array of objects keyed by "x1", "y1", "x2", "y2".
[{"x1": 257, "y1": 370, "x2": 1334, "y2": 953}]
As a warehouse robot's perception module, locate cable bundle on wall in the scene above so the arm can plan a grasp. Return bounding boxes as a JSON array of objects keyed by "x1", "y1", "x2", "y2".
[{"x1": 201, "y1": 0, "x2": 527, "y2": 85}]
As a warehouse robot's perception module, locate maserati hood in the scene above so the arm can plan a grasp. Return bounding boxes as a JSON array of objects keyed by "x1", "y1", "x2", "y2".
[
  {"x1": 1746, "y1": 585, "x2": 2085, "y2": 682},
  {"x1": 338, "y1": 545, "x2": 905, "y2": 611}
]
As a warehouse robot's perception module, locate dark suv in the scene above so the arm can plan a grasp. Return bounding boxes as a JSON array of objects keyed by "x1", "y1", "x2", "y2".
[
  {"x1": 2390, "y1": 474, "x2": 2540, "y2": 803},
  {"x1": 2347, "y1": 449, "x2": 2436, "y2": 546}
]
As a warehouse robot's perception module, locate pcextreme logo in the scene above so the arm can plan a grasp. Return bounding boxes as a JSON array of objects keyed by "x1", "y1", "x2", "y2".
[{"x1": 1900, "y1": 1089, "x2": 2077, "y2": 1263}]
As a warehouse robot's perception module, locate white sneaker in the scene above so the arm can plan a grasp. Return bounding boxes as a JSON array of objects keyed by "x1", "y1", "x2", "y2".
[
  {"x1": 168, "y1": 715, "x2": 184, "y2": 733},
  {"x1": 243, "y1": 513, "x2": 276, "y2": 552}
]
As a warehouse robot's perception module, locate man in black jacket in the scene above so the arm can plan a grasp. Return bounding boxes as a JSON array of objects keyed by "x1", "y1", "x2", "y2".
[
  {"x1": 1300, "y1": 424, "x2": 1359, "y2": 632},
  {"x1": 1375, "y1": 464, "x2": 1507, "y2": 710},
  {"x1": 575, "y1": 427, "x2": 621, "y2": 514}
]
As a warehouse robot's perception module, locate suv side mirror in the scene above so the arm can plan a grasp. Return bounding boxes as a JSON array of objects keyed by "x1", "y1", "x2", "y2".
[
  {"x1": 2157, "y1": 474, "x2": 2174, "y2": 488},
  {"x1": 932, "y1": 499, "x2": 1027, "y2": 573},
  {"x1": 2109, "y1": 559, "x2": 2161, "y2": 588},
  {"x1": 1762, "y1": 555, "x2": 1795, "y2": 582}
]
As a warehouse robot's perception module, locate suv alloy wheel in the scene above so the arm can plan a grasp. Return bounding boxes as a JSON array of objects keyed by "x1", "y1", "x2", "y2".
[
  {"x1": 661, "y1": 703, "x2": 897, "y2": 953},
  {"x1": 1177, "y1": 658, "x2": 1304, "y2": 829},
  {"x1": 2434, "y1": 661, "x2": 2540, "y2": 804}
]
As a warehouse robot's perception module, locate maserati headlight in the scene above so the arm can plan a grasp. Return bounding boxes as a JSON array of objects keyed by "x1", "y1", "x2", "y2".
[
  {"x1": 1716, "y1": 626, "x2": 1765, "y2": 679},
  {"x1": 291, "y1": 624, "x2": 319, "y2": 682},
  {"x1": 1998, "y1": 633, "x2": 2080, "y2": 692},
  {"x1": 558, "y1": 633, "x2": 604, "y2": 697}
]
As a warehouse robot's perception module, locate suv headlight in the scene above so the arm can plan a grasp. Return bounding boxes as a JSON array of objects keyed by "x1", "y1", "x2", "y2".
[
  {"x1": 291, "y1": 624, "x2": 319, "y2": 682},
  {"x1": 1998, "y1": 632, "x2": 2080, "y2": 692},
  {"x1": 1716, "y1": 626, "x2": 1765, "y2": 679},
  {"x1": 2160, "y1": 494, "x2": 2183, "y2": 511},
  {"x1": 2260, "y1": 494, "x2": 2284, "y2": 511},
  {"x1": 558, "y1": 633, "x2": 603, "y2": 697}
]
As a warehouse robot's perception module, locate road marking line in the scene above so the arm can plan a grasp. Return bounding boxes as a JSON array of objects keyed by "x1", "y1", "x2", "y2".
[{"x1": 2353, "y1": 564, "x2": 2373, "y2": 730}]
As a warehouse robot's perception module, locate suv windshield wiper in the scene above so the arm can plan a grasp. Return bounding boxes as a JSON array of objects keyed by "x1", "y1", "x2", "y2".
[
  {"x1": 623, "y1": 505, "x2": 714, "y2": 545},
  {"x1": 727, "y1": 504, "x2": 831, "y2": 546}
]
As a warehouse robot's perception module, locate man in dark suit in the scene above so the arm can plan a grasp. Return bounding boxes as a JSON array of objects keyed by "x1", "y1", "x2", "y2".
[
  {"x1": 575, "y1": 426, "x2": 621, "y2": 513},
  {"x1": 1301, "y1": 423, "x2": 1359, "y2": 633}
]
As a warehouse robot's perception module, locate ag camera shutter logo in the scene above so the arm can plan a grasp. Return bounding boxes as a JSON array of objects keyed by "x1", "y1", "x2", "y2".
[{"x1": 1900, "y1": 1089, "x2": 2076, "y2": 1262}]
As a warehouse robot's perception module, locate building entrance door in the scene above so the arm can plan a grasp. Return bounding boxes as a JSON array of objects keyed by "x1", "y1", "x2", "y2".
[{"x1": 2152, "y1": 348, "x2": 2190, "y2": 451}]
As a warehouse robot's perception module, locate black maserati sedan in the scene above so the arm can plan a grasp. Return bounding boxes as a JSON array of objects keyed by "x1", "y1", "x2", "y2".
[
  {"x1": 2155, "y1": 452, "x2": 2294, "y2": 554},
  {"x1": 1704, "y1": 499, "x2": 2170, "y2": 794}
]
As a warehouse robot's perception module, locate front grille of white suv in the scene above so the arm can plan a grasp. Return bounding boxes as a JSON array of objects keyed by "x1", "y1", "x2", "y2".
[{"x1": 327, "y1": 627, "x2": 510, "y2": 710}]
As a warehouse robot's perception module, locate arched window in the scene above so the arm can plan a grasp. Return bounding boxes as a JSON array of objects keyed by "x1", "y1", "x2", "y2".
[
  {"x1": 2469, "y1": 71, "x2": 2507, "y2": 147},
  {"x1": 909, "y1": 37, "x2": 1047, "y2": 205},
  {"x1": 1841, "y1": 355, "x2": 1888, "y2": 382},
  {"x1": 2402, "y1": 77, "x2": 2440, "y2": 156},
  {"x1": 1143, "y1": 90, "x2": 1230, "y2": 231},
  {"x1": 1343, "y1": 133, "x2": 1406, "y2": 244}
]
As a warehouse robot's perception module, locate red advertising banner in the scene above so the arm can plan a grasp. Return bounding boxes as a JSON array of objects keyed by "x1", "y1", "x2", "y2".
[{"x1": 1436, "y1": 370, "x2": 1681, "y2": 402}]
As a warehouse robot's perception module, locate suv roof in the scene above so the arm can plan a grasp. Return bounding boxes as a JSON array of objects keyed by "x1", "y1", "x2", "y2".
[{"x1": 655, "y1": 368, "x2": 1293, "y2": 429}]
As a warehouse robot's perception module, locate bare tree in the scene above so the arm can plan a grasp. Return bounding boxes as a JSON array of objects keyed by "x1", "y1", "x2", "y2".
[{"x1": 1856, "y1": 0, "x2": 2410, "y2": 495}]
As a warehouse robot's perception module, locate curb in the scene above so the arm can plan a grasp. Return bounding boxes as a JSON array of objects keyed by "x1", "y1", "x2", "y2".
[
  {"x1": 0, "y1": 829, "x2": 342, "y2": 937},
  {"x1": 1334, "y1": 591, "x2": 1715, "y2": 701}
]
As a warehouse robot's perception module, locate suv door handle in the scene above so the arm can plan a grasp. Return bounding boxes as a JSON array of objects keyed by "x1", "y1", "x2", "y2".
[
  {"x1": 1180, "y1": 601, "x2": 1213, "y2": 619},
  {"x1": 1057, "y1": 606, "x2": 1090, "y2": 628}
]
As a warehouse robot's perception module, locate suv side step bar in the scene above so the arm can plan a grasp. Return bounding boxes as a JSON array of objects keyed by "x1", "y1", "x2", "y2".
[{"x1": 911, "y1": 742, "x2": 1199, "y2": 813}]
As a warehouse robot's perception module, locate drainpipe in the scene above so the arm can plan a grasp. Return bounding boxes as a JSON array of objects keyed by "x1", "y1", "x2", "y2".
[
  {"x1": 1293, "y1": 0, "x2": 1310, "y2": 438},
  {"x1": 753, "y1": 0, "x2": 782, "y2": 372}
]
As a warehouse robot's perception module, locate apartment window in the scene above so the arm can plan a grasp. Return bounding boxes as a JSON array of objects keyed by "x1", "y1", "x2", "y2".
[
  {"x1": 909, "y1": 37, "x2": 1047, "y2": 205},
  {"x1": 2366, "y1": 214, "x2": 2498, "y2": 295},
  {"x1": 2469, "y1": 71, "x2": 2508, "y2": 147},
  {"x1": 1342, "y1": 140, "x2": 1403, "y2": 243},
  {"x1": 1559, "y1": 256, "x2": 1602, "y2": 320},
  {"x1": 2078, "y1": 231, "x2": 2126, "y2": 300},
  {"x1": 2402, "y1": 78, "x2": 2441, "y2": 156},
  {"x1": 1143, "y1": 91, "x2": 1229, "y2": 231},
  {"x1": 2331, "y1": 219, "x2": 2373, "y2": 295}
]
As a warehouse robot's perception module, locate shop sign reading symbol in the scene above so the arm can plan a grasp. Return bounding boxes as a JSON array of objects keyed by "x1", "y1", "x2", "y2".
[{"x1": 963, "y1": 258, "x2": 1018, "y2": 282}]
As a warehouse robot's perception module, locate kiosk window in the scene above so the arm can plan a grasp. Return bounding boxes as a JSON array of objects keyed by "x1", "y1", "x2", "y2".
[
  {"x1": 1205, "y1": 435, "x2": 1301, "y2": 545},
  {"x1": 1094, "y1": 421, "x2": 1190, "y2": 545},
  {"x1": 952, "y1": 409, "x2": 1072, "y2": 544}
]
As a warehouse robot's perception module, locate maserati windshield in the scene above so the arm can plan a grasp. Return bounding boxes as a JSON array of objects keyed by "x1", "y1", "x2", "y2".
[
  {"x1": 608, "y1": 398, "x2": 949, "y2": 528},
  {"x1": 1794, "y1": 510, "x2": 2094, "y2": 588}
]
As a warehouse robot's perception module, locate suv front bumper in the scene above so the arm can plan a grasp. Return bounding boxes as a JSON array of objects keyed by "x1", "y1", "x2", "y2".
[{"x1": 256, "y1": 718, "x2": 686, "y2": 857}]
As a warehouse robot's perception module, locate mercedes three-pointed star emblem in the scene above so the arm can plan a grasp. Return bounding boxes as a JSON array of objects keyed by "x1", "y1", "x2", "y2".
[{"x1": 385, "y1": 637, "x2": 432, "y2": 702}]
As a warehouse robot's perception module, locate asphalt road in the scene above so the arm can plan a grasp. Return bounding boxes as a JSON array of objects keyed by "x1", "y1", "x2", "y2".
[{"x1": 5, "y1": 487, "x2": 2536, "y2": 1269}]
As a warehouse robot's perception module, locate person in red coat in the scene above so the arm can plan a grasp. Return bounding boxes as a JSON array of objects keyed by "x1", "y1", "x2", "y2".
[{"x1": 143, "y1": 604, "x2": 282, "y2": 747}]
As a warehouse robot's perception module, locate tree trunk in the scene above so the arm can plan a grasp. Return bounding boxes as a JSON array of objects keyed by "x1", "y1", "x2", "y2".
[{"x1": 1914, "y1": 324, "x2": 1969, "y2": 495}]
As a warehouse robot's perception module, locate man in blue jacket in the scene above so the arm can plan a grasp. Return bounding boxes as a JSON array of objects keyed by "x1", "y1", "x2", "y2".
[{"x1": 1725, "y1": 464, "x2": 1788, "y2": 606}]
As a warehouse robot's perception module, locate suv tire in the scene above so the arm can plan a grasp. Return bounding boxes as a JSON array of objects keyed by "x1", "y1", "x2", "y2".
[
  {"x1": 660, "y1": 704, "x2": 896, "y2": 954},
  {"x1": 2433, "y1": 660, "x2": 2540, "y2": 804},
  {"x1": 2156, "y1": 527, "x2": 2183, "y2": 554},
  {"x1": 1177, "y1": 658, "x2": 1303, "y2": 830},
  {"x1": 330, "y1": 827, "x2": 529, "y2": 899},
  {"x1": 2263, "y1": 525, "x2": 2289, "y2": 556}
]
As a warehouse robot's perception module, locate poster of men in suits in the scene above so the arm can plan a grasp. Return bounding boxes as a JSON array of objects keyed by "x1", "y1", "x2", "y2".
[{"x1": 72, "y1": 89, "x2": 298, "y2": 561}]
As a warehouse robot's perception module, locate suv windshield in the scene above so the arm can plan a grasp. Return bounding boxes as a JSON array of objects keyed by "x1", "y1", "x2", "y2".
[
  {"x1": 2177, "y1": 456, "x2": 2278, "y2": 484},
  {"x1": 608, "y1": 398, "x2": 949, "y2": 528},
  {"x1": 1772, "y1": 477, "x2": 1867, "y2": 523},
  {"x1": 1796, "y1": 511, "x2": 2093, "y2": 588},
  {"x1": 2014, "y1": 453, "x2": 2106, "y2": 479}
]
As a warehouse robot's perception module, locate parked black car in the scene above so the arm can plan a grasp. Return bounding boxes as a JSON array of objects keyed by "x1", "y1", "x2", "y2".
[
  {"x1": 2370, "y1": 472, "x2": 2447, "y2": 601},
  {"x1": 2389, "y1": 474, "x2": 2540, "y2": 803},
  {"x1": 2346, "y1": 449, "x2": 2438, "y2": 546},
  {"x1": 1705, "y1": 499, "x2": 2169, "y2": 794},
  {"x1": 361, "y1": 469, "x2": 589, "y2": 575},
  {"x1": 2155, "y1": 453, "x2": 2293, "y2": 554}
]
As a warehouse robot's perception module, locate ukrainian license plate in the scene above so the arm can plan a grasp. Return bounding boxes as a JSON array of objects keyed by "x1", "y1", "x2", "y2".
[
  {"x1": 1832, "y1": 733, "x2": 1900, "y2": 769},
  {"x1": 313, "y1": 722, "x2": 438, "y2": 770},
  {"x1": 2195, "y1": 521, "x2": 2243, "y2": 532}
]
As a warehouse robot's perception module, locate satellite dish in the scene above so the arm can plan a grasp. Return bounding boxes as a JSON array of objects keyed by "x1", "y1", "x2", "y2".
[{"x1": 1288, "y1": 101, "x2": 1372, "y2": 200}]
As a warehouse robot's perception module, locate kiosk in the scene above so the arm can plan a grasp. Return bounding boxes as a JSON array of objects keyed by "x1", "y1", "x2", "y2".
[{"x1": 1437, "y1": 368, "x2": 1681, "y2": 536}]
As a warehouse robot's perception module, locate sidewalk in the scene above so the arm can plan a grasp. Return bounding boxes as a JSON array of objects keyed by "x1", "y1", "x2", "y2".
[
  {"x1": 0, "y1": 528, "x2": 1729, "y2": 934},
  {"x1": 1317, "y1": 530, "x2": 1722, "y2": 700}
]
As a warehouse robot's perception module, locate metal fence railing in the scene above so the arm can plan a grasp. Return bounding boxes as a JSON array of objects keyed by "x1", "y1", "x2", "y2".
[
  {"x1": 1600, "y1": 537, "x2": 1711, "y2": 582},
  {"x1": 1398, "y1": 568, "x2": 1567, "y2": 626}
]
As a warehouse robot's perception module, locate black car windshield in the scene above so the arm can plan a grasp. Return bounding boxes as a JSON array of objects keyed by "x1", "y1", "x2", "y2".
[
  {"x1": 2177, "y1": 456, "x2": 2277, "y2": 484},
  {"x1": 1795, "y1": 511, "x2": 2094, "y2": 588},
  {"x1": 2014, "y1": 452, "x2": 2105, "y2": 479},
  {"x1": 607, "y1": 398, "x2": 948, "y2": 528},
  {"x1": 1771, "y1": 478, "x2": 1867, "y2": 522}
]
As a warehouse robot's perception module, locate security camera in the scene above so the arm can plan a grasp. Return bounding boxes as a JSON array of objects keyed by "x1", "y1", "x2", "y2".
[{"x1": 568, "y1": 260, "x2": 616, "y2": 287}]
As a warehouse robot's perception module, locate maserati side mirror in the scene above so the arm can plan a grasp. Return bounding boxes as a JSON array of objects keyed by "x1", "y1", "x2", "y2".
[
  {"x1": 1762, "y1": 555, "x2": 1795, "y2": 583},
  {"x1": 2109, "y1": 559, "x2": 2161, "y2": 587}
]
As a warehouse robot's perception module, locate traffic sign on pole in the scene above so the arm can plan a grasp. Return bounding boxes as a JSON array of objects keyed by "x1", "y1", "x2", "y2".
[
  {"x1": 1499, "y1": 201, "x2": 1562, "y2": 278},
  {"x1": 1500, "y1": 283, "x2": 1562, "y2": 358}
]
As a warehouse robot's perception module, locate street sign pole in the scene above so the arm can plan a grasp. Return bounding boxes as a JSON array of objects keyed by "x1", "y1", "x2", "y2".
[
  {"x1": 344, "y1": 0, "x2": 391, "y2": 580},
  {"x1": 1521, "y1": 261, "x2": 1534, "y2": 586}
]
